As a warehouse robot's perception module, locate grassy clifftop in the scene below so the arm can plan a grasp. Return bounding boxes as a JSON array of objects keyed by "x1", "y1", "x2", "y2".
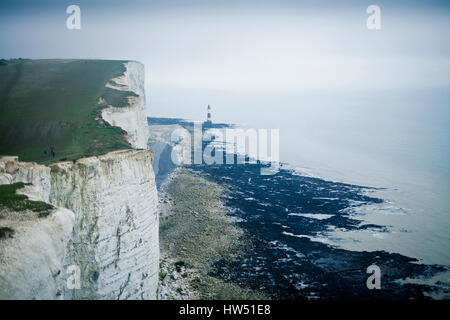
[
  {"x1": 0, "y1": 59, "x2": 135, "y2": 164},
  {"x1": 0, "y1": 182, "x2": 53, "y2": 218}
]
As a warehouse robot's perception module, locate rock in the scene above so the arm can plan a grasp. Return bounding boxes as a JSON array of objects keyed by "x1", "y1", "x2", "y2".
[
  {"x1": 5, "y1": 159, "x2": 18, "y2": 174},
  {"x1": 101, "y1": 62, "x2": 149, "y2": 149},
  {"x1": 0, "y1": 61, "x2": 159, "y2": 300},
  {"x1": 0, "y1": 206, "x2": 75, "y2": 299}
]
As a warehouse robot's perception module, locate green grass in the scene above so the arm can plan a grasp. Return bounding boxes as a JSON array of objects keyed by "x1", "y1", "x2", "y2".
[
  {"x1": 0, "y1": 182, "x2": 54, "y2": 217},
  {"x1": 0, "y1": 59, "x2": 135, "y2": 164},
  {"x1": 102, "y1": 86, "x2": 138, "y2": 108}
]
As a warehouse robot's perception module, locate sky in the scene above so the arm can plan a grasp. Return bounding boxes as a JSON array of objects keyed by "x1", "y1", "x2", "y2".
[
  {"x1": 1, "y1": 0, "x2": 449, "y2": 101},
  {"x1": 1, "y1": 1, "x2": 450, "y2": 264}
]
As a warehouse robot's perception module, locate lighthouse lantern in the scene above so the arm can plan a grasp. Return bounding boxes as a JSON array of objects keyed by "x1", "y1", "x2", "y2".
[{"x1": 205, "y1": 104, "x2": 212, "y2": 125}]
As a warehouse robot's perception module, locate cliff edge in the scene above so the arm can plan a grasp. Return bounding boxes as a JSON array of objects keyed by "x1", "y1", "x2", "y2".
[
  {"x1": 0, "y1": 61, "x2": 159, "y2": 300},
  {"x1": 101, "y1": 61, "x2": 149, "y2": 149}
]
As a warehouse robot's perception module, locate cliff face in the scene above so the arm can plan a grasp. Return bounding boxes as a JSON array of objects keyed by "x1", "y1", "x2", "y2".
[
  {"x1": 0, "y1": 197, "x2": 75, "y2": 300},
  {"x1": 148, "y1": 124, "x2": 192, "y2": 187},
  {"x1": 50, "y1": 150, "x2": 158, "y2": 299},
  {"x1": 0, "y1": 62, "x2": 158, "y2": 300},
  {"x1": 102, "y1": 62, "x2": 149, "y2": 149}
]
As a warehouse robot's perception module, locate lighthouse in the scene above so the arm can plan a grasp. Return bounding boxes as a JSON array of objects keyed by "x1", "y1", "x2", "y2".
[{"x1": 205, "y1": 104, "x2": 212, "y2": 125}]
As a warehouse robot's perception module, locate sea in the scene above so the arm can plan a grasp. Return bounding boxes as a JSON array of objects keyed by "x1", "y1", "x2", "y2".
[{"x1": 148, "y1": 87, "x2": 450, "y2": 299}]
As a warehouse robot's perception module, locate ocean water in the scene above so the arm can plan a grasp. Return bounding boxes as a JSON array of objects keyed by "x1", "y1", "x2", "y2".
[
  {"x1": 149, "y1": 86, "x2": 450, "y2": 298},
  {"x1": 244, "y1": 90, "x2": 450, "y2": 268},
  {"x1": 149, "y1": 87, "x2": 450, "y2": 267},
  {"x1": 186, "y1": 162, "x2": 445, "y2": 299}
]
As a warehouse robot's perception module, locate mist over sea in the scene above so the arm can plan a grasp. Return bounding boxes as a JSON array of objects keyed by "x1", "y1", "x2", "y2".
[
  {"x1": 1, "y1": 0, "x2": 448, "y2": 265},
  {"x1": 149, "y1": 86, "x2": 450, "y2": 266}
]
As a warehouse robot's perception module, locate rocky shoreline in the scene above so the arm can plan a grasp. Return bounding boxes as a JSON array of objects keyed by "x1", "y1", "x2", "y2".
[
  {"x1": 149, "y1": 118, "x2": 449, "y2": 300},
  {"x1": 157, "y1": 167, "x2": 268, "y2": 300}
]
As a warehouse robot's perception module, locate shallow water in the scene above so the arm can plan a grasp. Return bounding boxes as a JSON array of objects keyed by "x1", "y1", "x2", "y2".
[
  {"x1": 148, "y1": 115, "x2": 450, "y2": 299},
  {"x1": 188, "y1": 163, "x2": 446, "y2": 299},
  {"x1": 149, "y1": 88, "x2": 450, "y2": 266}
]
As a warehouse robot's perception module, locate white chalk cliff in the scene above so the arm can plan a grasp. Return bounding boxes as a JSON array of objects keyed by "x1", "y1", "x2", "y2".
[
  {"x1": 0, "y1": 62, "x2": 159, "y2": 300},
  {"x1": 102, "y1": 61, "x2": 149, "y2": 149}
]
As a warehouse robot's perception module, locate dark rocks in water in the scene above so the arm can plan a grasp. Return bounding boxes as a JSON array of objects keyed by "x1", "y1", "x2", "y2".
[
  {"x1": 188, "y1": 162, "x2": 444, "y2": 300},
  {"x1": 151, "y1": 117, "x2": 445, "y2": 300},
  {"x1": 0, "y1": 227, "x2": 15, "y2": 239}
]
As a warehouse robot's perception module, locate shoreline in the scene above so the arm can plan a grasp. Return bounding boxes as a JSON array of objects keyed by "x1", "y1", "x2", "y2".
[
  {"x1": 157, "y1": 167, "x2": 198, "y2": 300},
  {"x1": 157, "y1": 167, "x2": 269, "y2": 300},
  {"x1": 149, "y1": 117, "x2": 449, "y2": 300}
]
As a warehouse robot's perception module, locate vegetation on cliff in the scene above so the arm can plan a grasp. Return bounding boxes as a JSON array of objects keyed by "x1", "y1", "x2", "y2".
[
  {"x1": 0, "y1": 182, "x2": 53, "y2": 217},
  {"x1": 0, "y1": 59, "x2": 135, "y2": 164}
]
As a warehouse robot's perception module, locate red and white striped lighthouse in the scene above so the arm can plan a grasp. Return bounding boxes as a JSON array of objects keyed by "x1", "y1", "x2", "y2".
[{"x1": 206, "y1": 104, "x2": 212, "y2": 124}]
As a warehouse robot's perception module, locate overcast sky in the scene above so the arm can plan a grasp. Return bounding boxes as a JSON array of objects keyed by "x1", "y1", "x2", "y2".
[{"x1": 1, "y1": 0, "x2": 449, "y2": 95}]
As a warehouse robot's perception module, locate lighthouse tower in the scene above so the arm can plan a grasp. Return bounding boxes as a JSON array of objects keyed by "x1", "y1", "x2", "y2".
[{"x1": 205, "y1": 104, "x2": 212, "y2": 125}]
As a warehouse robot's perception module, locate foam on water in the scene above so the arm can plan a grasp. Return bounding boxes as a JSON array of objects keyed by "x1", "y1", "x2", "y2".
[{"x1": 288, "y1": 213, "x2": 334, "y2": 220}]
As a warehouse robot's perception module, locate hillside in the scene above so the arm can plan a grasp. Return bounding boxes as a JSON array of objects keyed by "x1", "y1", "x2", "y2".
[
  {"x1": 0, "y1": 60, "x2": 159, "y2": 300},
  {"x1": 0, "y1": 59, "x2": 136, "y2": 163}
]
